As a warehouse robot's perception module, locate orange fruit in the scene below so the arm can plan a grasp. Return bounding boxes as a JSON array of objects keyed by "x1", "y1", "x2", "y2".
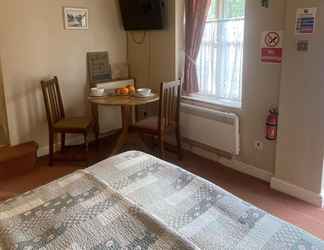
[
  {"x1": 128, "y1": 86, "x2": 136, "y2": 95},
  {"x1": 119, "y1": 87, "x2": 129, "y2": 95}
]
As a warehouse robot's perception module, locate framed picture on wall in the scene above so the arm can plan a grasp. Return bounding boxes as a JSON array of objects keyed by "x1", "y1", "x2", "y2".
[{"x1": 64, "y1": 7, "x2": 88, "y2": 30}]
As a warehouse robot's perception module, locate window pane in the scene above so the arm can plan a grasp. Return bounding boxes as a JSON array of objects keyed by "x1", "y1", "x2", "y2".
[
  {"x1": 223, "y1": 0, "x2": 245, "y2": 18},
  {"x1": 197, "y1": 19, "x2": 244, "y2": 103},
  {"x1": 208, "y1": 0, "x2": 218, "y2": 19},
  {"x1": 196, "y1": 0, "x2": 245, "y2": 106}
]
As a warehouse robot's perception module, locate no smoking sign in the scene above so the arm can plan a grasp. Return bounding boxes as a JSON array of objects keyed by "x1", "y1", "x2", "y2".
[
  {"x1": 265, "y1": 32, "x2": 280, "y2": 47},
  {"x1": 261, "y1": 31, "x2": 283, "y2": 63}
]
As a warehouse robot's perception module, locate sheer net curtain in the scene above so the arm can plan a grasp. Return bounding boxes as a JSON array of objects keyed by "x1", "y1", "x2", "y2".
[
  {"x1": 194, "y1": 0, "x2": 245, "y2": 106},
  {"x1": 197, "y1": 19, "x2": 244, "y2": 104}
]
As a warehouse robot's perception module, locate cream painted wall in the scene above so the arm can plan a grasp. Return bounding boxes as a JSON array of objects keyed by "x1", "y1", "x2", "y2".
[
  {"x1": 127, "y1": 0, "x2": 178, "y2": 118},
  {"x1": 127, "y1": 0, "x2": 286, "y2": 174},
  {"x1": 217, "y1": 0, "x2": 286, "y2": 173},
  {"x1": 127, "y1": 0, "x2": 176, "y2": 92},
  {"x1": 275, "y1": 0, "x2": 324, "y2": 194},
  {"x1": 0, "y1": 0, "x2": 127, "y2": 147}
]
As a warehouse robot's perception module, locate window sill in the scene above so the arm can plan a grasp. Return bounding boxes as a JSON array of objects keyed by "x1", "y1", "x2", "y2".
[{"x1": 182, "y1": 95, "x2": 242, "y2": 110}]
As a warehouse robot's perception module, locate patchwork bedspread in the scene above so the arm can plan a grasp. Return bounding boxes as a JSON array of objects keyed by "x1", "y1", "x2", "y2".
[{"x1": 0, "y1": 151, "x2": 323, "y2": 249}]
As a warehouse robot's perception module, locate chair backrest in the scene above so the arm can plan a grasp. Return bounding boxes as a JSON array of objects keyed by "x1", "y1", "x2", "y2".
[
  {"x1": 40, "y1": 76, "x2": 65, "y2": 128},
  {"x1": 158, "y1": 79, "x2": 182, "y2": 132}
]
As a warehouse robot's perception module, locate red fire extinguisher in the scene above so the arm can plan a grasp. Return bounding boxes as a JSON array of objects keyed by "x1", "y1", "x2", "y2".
[{"x1": 266, "y1": 107, "x2": 278, "y2": 140}]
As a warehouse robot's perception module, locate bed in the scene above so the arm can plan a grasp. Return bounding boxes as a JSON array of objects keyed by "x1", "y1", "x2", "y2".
[{"x1": 0, "y1": 151, "x2": 323, "y2": 249}]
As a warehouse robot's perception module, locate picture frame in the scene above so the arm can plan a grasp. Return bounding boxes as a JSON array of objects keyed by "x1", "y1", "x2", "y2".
[
  {"x1": 87, "y1": 52, "x2": 112, "y2": 85},
  {"x1": 64, "y1": 7, "x2": 88, "y2": 30}
]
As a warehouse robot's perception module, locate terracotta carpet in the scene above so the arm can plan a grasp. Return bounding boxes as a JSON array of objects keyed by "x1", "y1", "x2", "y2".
[{"x1": 0, "y1": 135, "x2": 323, "y2": 240}]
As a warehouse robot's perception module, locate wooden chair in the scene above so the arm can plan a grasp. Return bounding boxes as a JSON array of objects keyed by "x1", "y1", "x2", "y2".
[
  {"x1": 133, "y1": 80, "x2": 182, "y2": 160},
  {"x1": 41, "y1": 76, "x2": 98, "y2": 166}
]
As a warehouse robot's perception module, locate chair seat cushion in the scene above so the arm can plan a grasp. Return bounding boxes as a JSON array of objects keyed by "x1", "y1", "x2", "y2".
[
  {"x1": 134, "y1": 116, "x2": 159, "y2": 131},
  {"x1": 54, "y1": 117, "x2": 92, "y2": 130}
]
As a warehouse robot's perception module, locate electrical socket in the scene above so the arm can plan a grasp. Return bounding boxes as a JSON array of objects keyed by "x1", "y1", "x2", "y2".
[{"x1": 254, "y1": 140, "x2": 264, "y2": 151}]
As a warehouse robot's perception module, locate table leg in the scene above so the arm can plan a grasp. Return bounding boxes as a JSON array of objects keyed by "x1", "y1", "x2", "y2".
[
  {"x1": 111, "y1": 105, "x2": 130, "y2": 155},
  {"x1": 92, "y1": 104, "x2": 100, "y2": 150}
]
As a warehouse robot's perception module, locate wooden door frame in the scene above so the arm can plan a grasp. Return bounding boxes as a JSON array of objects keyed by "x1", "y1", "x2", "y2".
[{"x1": 0, "y1": 57, "x2": 10, "y2": 146}]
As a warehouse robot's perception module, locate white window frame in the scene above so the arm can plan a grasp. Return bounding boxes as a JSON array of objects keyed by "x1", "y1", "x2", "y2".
[{"x1": 185, "y1": 0, "x2": 245, "y2": 109}]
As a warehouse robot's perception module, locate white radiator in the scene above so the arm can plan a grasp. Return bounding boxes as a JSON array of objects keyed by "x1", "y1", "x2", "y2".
[
  {"x1": 180, "y1": 103, "x2": 240, "y2": 155},
  {"x1": 96, "y1": 79, "x2": 135, "y2": 133}
]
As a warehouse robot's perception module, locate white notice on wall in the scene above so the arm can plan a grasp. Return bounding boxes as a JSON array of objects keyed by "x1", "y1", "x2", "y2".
[{"x1": 296, "y1": 8, "x2": 317, "y2": 35}]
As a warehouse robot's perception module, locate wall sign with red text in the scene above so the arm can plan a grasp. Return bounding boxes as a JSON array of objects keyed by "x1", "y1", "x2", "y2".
[{"x1": 261, "y1": 31, "x2": 283, "y2": 64}]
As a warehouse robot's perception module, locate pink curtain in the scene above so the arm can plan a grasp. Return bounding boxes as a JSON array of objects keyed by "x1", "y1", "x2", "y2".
[{"x1": 183, "y1": 0, "x2": 211, "y2": 94}]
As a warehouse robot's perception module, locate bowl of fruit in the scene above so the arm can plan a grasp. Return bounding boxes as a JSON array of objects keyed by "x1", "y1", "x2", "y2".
[{"x1": 115, "y1": 85, "x2": 136, "y2": 96}]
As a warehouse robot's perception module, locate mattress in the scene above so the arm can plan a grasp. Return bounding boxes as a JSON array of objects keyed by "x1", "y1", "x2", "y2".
[{"x1": 0, "y1": 151, "x2": 323, "y2": 249}]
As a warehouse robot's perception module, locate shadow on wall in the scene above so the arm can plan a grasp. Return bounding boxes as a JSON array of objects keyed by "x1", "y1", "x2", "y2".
[
  {"x1": 6, "y1": 76, "x2": 47, "y2": 145},
  {"x1": 0, "y1": 57, "x2": 9, "y2": 145},
  {"x1": 7, "y1": 73, "x2": 92, "y2": 147}
]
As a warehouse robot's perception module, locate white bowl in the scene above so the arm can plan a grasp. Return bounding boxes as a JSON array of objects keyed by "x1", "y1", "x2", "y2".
[
  {"x1": 91, "y1": 88, "x2": 105, "y2": 96},
  {"x1": 136, "y1": 88, "x2": 152, "y2": 97}
]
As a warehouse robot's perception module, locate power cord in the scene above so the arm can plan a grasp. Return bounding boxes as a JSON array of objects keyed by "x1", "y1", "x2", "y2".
[{"x1": 130, "y1": 31, "x2": 147, "y2": 45}]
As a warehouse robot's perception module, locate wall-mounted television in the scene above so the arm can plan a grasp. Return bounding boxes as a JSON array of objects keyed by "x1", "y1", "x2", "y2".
[{"x1": 119, "y1": 0, "x2": 165, "y2": 31}]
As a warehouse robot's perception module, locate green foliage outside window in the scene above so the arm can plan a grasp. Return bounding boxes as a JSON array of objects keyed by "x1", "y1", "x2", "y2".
[
  {"x1": 208, "y1": 0, "x2": 218, "y2": 19},
  {"x1": 208, "y1": 0, "x2": 245, "y2": 19}
]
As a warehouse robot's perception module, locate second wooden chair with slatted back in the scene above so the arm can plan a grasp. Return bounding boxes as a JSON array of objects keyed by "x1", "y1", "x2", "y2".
[
  {"x1": 41, "y1": 76, "x2": 98, "y2": 166},
  {"x1": 133, "y1": 79, "x2": 182, "y2": 160}
]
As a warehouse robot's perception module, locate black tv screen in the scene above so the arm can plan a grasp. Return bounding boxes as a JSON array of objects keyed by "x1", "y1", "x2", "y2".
[{"x1": 119, "y1": 0, "x2": 165, "y2": 31}]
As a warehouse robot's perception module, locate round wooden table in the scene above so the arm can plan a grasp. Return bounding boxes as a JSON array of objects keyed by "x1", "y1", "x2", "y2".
[{"x1": 89, "y1": 94, "x2": 159, "y2": 155}]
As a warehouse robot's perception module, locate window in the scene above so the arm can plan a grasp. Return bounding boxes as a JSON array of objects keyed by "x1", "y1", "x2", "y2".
[{"x1": 194, "y1": 0, "x2": 245, "y2": 108}]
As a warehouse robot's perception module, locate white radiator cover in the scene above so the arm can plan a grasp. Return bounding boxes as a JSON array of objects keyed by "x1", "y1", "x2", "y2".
[
  {"x1": 96, "y1": 79, "x2": 135, "y2": 133},
  {"x1": 180, "y1": 103, "x2": 240, "y2": 155}
]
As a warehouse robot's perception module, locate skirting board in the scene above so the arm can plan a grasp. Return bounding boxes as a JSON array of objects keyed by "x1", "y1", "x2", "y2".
[
  {"x1": 271, "y1": 177, "x2": 324, "y2": 208},
  {"x1": 218, "y1": 157, "x2": 273, "y2": 183},
  {"x1": 37, "y1": 136, "x2": 84, "y2": 157},
  {"x1": 184, "y1": 141, "x2": 324, "y2": 207},
  {"x1": 37, "y1": 129, "x2": 120, "y2": 157},
  {"x1": 182, "y1": 141, "x2": 273, "y2": 183}
]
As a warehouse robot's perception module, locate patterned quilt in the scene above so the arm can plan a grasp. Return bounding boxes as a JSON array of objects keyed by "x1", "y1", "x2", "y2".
[{"x1": 0, "y1": 151, "x2": 323, "y2": 249}]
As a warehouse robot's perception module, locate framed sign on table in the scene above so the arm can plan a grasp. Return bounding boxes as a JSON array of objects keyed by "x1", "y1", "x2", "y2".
[{"x1": 87, "y1": 52, "x2": 112, "y2": 86}]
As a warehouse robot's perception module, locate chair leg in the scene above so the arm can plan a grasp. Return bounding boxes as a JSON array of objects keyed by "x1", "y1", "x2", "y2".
[
  {"x1": 84, "y1": 132, "x2": 89, "y2": 163},
  {"x1": 92, "y1": 104, "x2": 100, "y2": 151},
  {"x1": 138, "y1": 131, "x2": 145, "y2": 145},
  {"x1": 49, "y1": 132, "x2": 54, "y2": 166},
  {"x1": 61, "y1": 133, "x2": 66, "y2": 153},
  {"x1": 151, "y1": 135, "x2": 155, "y2": 148},
  {"x1": 159, "y1": 135, "x2": 165, "y2": 159},
  {"x1": 84, "y1": 133, "x2": 89, "y2": 152},
  {"x1": 94, "y1": 122, "x2": 99, "y2": 151},
  {"x1": 136, "y1": 131, "x2": 147, "y2": 153},
  {"x1": 176, "y1": 127, "x2": 183, "y2": 160}
]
